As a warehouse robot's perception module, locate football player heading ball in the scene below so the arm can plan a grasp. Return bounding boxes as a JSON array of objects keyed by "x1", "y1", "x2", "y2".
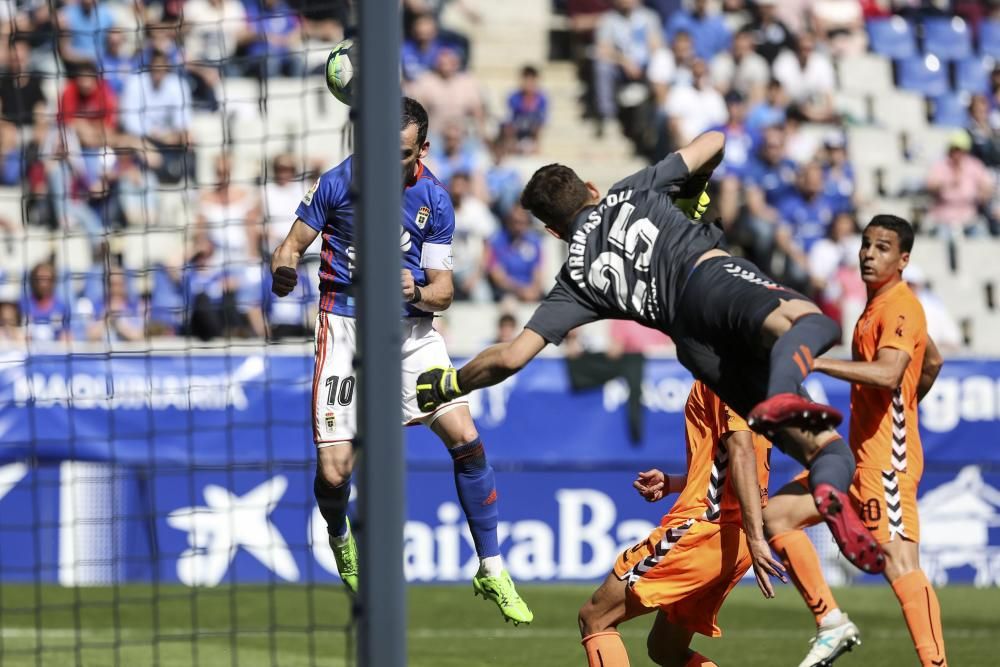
[{"x1": 271, "y1": 97, "x2": 532, "y2": 625}]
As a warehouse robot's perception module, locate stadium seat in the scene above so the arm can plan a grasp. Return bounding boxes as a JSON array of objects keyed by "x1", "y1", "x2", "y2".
[
  {"x1": 954, "y1": 56, "x2": 993, "y2": 94},
  {"x1": 119, "y1": 228, "x2": 188, "y2": 271},
  {"x1": 955, "y1": 237, "x2": 1000, "y2": 276},
  {"x1": 0, "y1": 186, "x2": 22, "y2": 225},
  {"x1": 867, "y1": 17, "x2": 917, "y2": 59},
  {"x1": 852, "y1": 164, "x2": 879, "y2": 201},
  {"x1": 969, "y1": 312, "x2": 1000, "y2": 353},
  {"x1": 878, "y1": 162, "x2": 930, "y2": 197},
  {"x1": 980, "y1": 20, "x2": 1000, "y2": 58},
  {"x1": 847, "y1": 126, "x2": 899, "y2": 169},
  {"x1": 906, "y1": 125, "x2": 958, "y2": 165},
  {"x1": 190, "y1": 113, "x2": 228, "y2": 151},
  {"x1": 858, "y1": 197, "x2": 914, "y2": 225},
  {"x1": 837, "y1": 53, "x2": 894, "y2": 94},
  {"x1": 922, "y1": 16, "x2": 973, "y2": 61},
  {"x1": 872, "y1": 90, "x2": 928, "y2": 130},
  {"x1": 896, "y1": 54, "x2": 950, "y2": 97},
  {"x1": 932, "y1": 93, "x2": 970, "y2": 127},
  {"x1": 913, "y1": 236, "x2": 953, "y2": 276},
  {"x1": 216, "y1": 77, "x2": 261, "y2": 117},
  {"x1": 833, "y1": 91, "x2": 870, "y2": 123}
]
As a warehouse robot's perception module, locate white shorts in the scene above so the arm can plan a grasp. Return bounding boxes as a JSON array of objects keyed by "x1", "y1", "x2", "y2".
[{"x1": 312, "y1": 312, "x2": 468, "y2": 447}]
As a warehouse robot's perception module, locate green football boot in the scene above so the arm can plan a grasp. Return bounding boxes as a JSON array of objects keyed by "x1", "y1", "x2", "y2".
[
  {"x1": 329, "y1": 518, "x2": 358, "y2": 594},
  {"x1": 472, "y1": 570, "x2": 533, "y2": 626}
]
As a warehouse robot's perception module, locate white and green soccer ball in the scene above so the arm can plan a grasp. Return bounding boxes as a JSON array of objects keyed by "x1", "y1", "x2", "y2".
[{"x1": 325, "y1": 38, "x2": 355, "y2": 106}]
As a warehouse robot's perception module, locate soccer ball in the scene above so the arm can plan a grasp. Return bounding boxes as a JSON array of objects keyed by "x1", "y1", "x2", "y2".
[{"x1": 325, "y1": 38, "x2": 356, "y2": 106}]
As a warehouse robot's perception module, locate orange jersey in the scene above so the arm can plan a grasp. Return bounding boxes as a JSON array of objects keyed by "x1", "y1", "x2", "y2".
[
  {"x1": 850, "y1": 281, "x2": 927, "y2": 477},
  {"x1": 668, "y1": 381, "x2": 771, "y2": 525}
]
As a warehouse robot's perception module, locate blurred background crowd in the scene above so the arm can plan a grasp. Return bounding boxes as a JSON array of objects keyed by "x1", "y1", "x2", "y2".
[{"x1": 0, "y1": 0, "x2": 997, "y2": 356}]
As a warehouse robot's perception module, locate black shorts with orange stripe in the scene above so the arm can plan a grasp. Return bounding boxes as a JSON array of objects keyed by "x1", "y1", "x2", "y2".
[{"x1": 672, "y1": 256, "x2": 812, "y2": 417}]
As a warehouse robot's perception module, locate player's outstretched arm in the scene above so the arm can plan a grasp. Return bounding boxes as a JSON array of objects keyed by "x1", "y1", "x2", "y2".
[
  {"x1": 918, "y1": 336, "x2": 944, "y2": 402},
  {"x1": 676, "y1": 130, "x2": 726, "y2": 177},
  {"x1": 812, "y1": 347, "x2": 910, "y2": 390},
  {"x1": 724, "y1": 430, "x2": 787, "y2": 599},
  {"x1": 416, "y1": 328, "x2": 547, "y2": 412},
  {"x1": 270, "y1": 219, "x2": 319, "y2": 296}
]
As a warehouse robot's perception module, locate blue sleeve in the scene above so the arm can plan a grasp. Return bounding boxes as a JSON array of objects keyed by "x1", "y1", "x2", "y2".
[
  {"x1": 529, "y1": 235, "x2": 543, "y2": 270},
  {"x1": 426, "y1": 186, "x2": 455, "y2": 245},
  {"x1": 295, "y1": 170, "x2": 344, "y2": 232}
]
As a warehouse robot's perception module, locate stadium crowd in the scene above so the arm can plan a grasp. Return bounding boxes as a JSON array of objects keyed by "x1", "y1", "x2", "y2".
[{"x1": 0, "y1": 0, "x2": 993, "y2": 350}]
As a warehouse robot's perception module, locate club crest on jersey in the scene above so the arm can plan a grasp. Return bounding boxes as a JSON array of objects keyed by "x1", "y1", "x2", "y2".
[
  {"x1": 415, "y1": 206, "x2": 430, "y2": 230},
  {"x1": 302, "y1": 178, "x2": 320, "y2": 206}
]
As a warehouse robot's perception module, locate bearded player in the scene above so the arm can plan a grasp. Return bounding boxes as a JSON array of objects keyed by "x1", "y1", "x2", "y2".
[
  {"x1": 577, "y1": 380, "x2": 782, "y2": 667},
  {"x1": 417, "y1": 131, "x2": 885, "y2": 576},
  {"x1": 764, "y1": 215, "x2": 946, "y2": 667},
  {"x1": 270, "y1": 97, "x2": 531, "y2": 624}
]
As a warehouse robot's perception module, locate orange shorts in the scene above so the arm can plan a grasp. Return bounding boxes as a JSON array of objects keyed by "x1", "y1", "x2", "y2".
[
  {"x1": 613, "y1": 517, "x2": 751, "y2": 637},
  {"x1": 792, "y1": 467, "x2": 920, "y2": 543}
]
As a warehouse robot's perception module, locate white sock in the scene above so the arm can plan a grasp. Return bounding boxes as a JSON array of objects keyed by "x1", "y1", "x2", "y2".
[
  {"x1": 819, "y1": 608, "x2": 844, "y2": 627},
  {"x1": 330, "y1": 525, "x2": 351, "y2": 546},
  {"x1": 479, "y1": 555, "x2": 504, "y2": 578}
]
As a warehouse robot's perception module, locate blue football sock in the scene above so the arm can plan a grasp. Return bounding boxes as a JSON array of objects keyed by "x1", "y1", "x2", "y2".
[
  {"x1": 449, "y1": 438, "x2": 500, "y2": 559},
  {"x1": 314, "y1": 472, "x2": 351, "y2": 538}
]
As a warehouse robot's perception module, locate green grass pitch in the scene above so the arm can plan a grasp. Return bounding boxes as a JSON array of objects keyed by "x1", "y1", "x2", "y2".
[{"x1": 1, "y1": 584, "x2": 998, "y2": 665}]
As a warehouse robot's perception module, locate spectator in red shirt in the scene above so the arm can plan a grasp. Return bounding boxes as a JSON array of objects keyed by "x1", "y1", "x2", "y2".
[{"x1": 59, "y1": 62, "x2": 117, "y2": 149}]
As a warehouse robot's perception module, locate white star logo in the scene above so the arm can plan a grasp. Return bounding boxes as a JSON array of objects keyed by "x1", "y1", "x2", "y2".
[{"x1": 167, "y1": 476, "x2": 300, "y2": 586}]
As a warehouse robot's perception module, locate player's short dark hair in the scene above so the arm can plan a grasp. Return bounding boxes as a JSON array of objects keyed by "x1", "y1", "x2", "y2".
[
  {"x1": 402, "y1": 97, "x2": 429, "y2": 146},
  {"x1": 521, "y1": 65, "x2": 539, "y2": 78},
  {"x1": 520, "y1": 163, "x2": 591, "y2": 237},
  {"x1": 865, "y1": 214, "x2": 914, "y2": 253}
]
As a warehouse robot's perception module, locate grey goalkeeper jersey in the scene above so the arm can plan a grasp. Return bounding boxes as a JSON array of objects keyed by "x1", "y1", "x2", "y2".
[{"x1": 526, "y1": 153, "x2": 725, "y2": 344}]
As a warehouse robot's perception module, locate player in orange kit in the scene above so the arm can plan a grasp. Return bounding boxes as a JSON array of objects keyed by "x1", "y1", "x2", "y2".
[
  {"x1": 763, "y1": 215, "x2": 946, "y2": 667},
  {"x1": 576, "y1": 380, "x2": 785, "y2": 667}
]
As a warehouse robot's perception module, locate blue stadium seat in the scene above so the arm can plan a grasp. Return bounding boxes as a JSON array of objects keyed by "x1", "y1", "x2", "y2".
[
  {"x1": 955, "y1": 56, "x2": 992, "y2": 94},
  {"x1": 897, "y1": 54, "x2": 950, "y2": 97},
  {"x1": 923, "y1": 17, "x2": 973, "y2": 61},
  {"x1": 979, "y1": 20, "x2": 1000, "y2": 58},
  {"x1": 867, "y1": 17, "x2": 917, "y2": 59},
  {"x1": 932, "y1": 93, "x2": 969, "y2": 127}
]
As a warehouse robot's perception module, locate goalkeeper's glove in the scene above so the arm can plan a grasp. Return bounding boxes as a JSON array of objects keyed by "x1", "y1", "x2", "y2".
[
  {"x1": 674, "y1": 189, "x2": 711, "y2": 221},
  {"x1": 416, "y1": 366, "x2": 463, "y2": 412},
  {"x1": 271, "y1": 266, "x2": 298, "y2": 296}
]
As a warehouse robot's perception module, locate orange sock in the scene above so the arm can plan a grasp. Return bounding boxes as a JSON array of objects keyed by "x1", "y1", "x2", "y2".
[
  {"x1": 891, "y1": 570, "x2": 947, "y2": 667},
  {"x1": 769, "y1": 530, "x2": 839, "y2": 625},
  {"x1": 684, "y1": 652, "x2": 718, "y2": 666},
  {"x1": 582, "y1": 631, "x2": 630, "y2": 667}
]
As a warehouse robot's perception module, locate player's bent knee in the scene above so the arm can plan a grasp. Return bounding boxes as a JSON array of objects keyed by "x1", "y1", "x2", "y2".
[
  {"x1": 316, "y1": 453, "x2": 353, "y2": 488},
  {"x1": 882, "y1": 540, "x2": 921, "y2": 582}
]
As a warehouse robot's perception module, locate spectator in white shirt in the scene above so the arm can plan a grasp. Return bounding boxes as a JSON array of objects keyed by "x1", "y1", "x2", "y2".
[
  {"x1": 263, "y1": 154, "x2": 321, "y2": 257},
  {"x1": 182, "y1": 0, "x2": 252, "y2": 74},
  {"x1": 664, "y1": 58, "x2": 727, "y2": 146},
  {"x1": 593, "y1": 0, "x2": 663, "y2": 134},
  {"x1": 710, "y1": 27, "x2": 770, "y2": 104},
  {"x1": 772, "y1": 32, "x2": 836, "y2": 122},
  {"x1": 449, "y1": 171, "x2": 496, "y2": 302},
  {"x1": 120, "y1": 50, "x2": 194, "y2": 184},
  {"x1": 648, "y1": 29, "x2": 696, "y2": 107}
]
